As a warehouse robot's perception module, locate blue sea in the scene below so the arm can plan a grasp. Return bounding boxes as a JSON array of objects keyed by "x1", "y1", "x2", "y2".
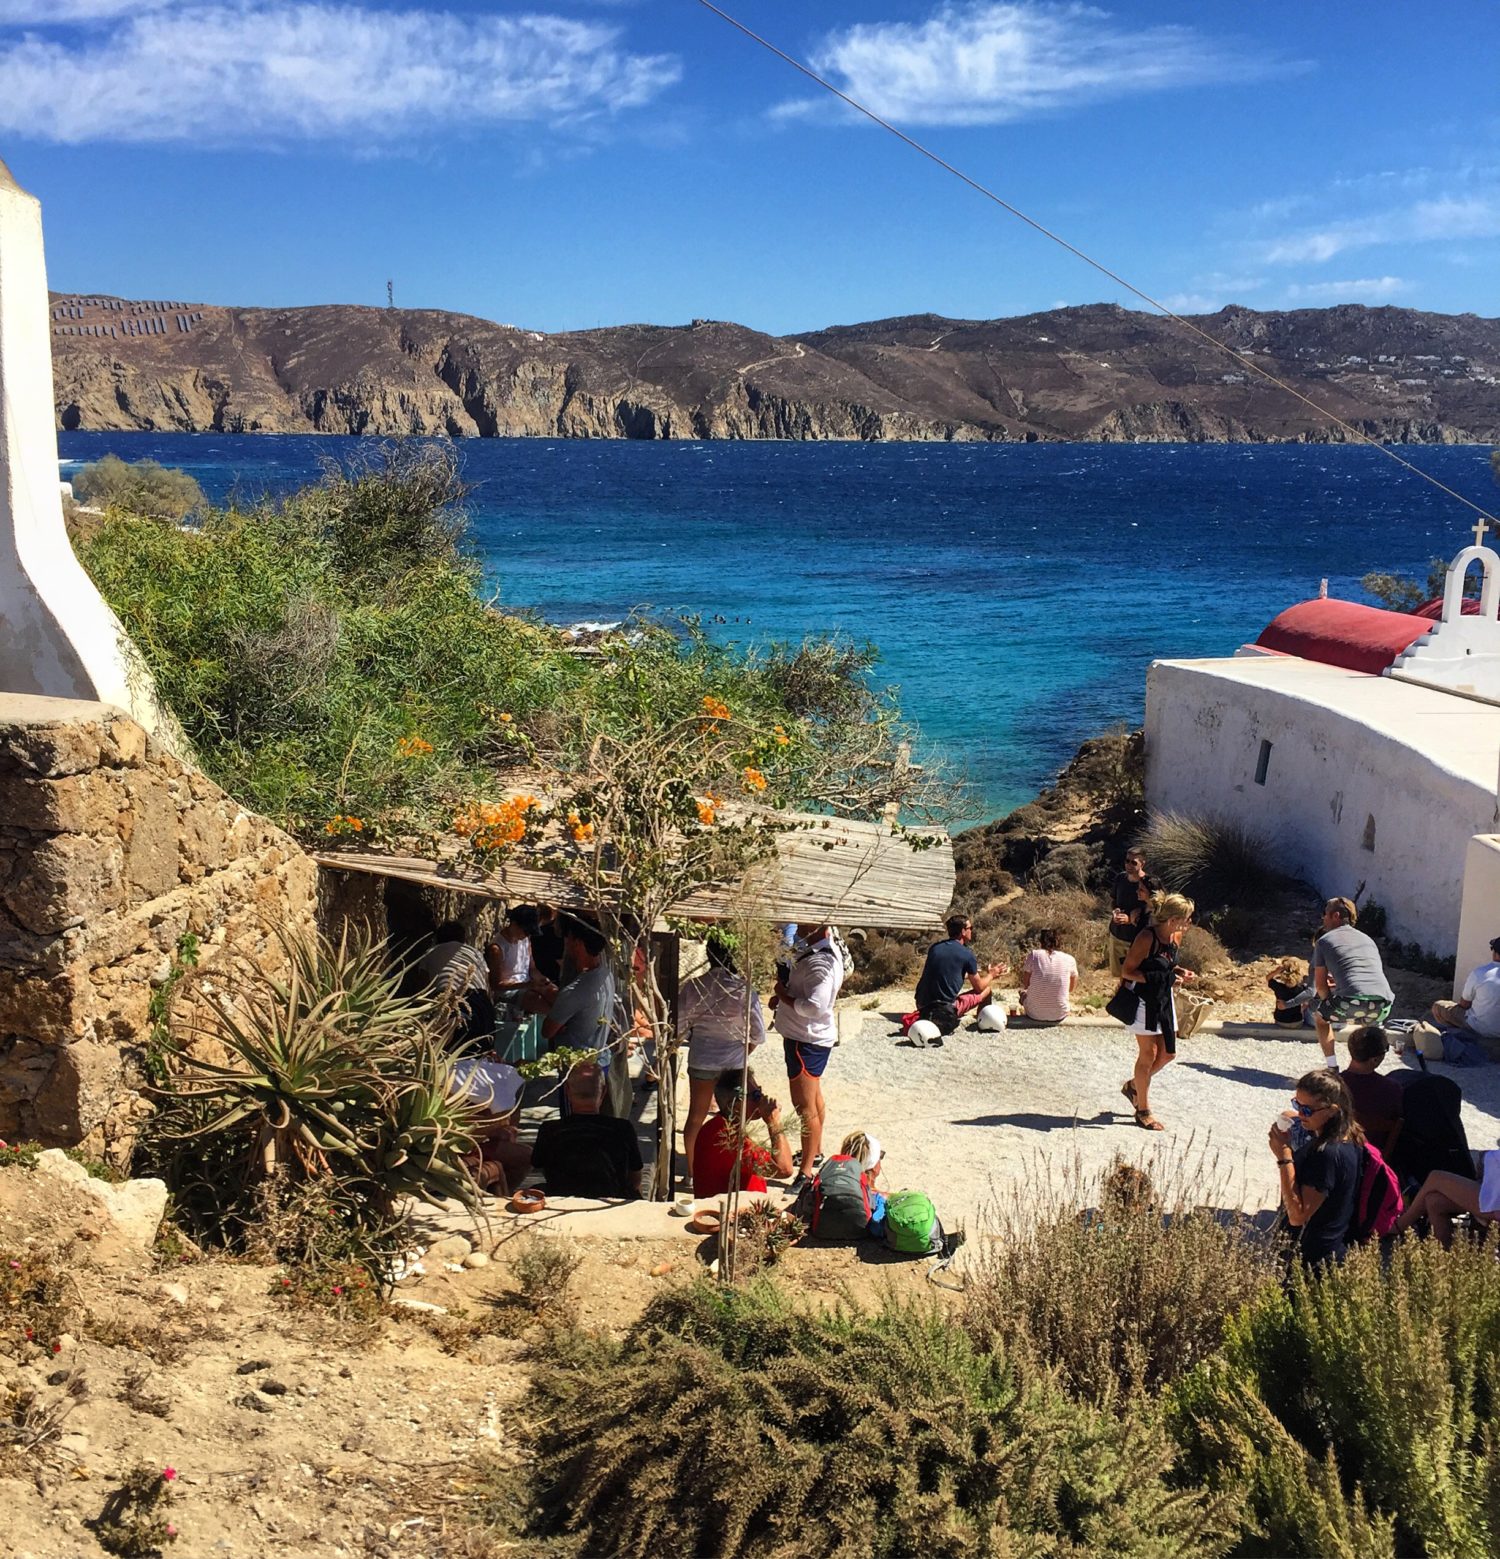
[{"x1": 57, "y1": 432, "x2": 1497, "y2": 824}]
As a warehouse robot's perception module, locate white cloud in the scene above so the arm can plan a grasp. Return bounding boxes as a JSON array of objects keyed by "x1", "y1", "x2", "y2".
[
  {"x1": 773, "y1": 1, "x2": 1292, "y2": 126},
  {"x1": 0, "y1": 3, "x2": 680, "y2": 145},
  {"x1": 1283, "y1": 276, "x2": 1408, "y2": 302},
  {"x1": 0, "y1": 1, "x2": 169, "y2": 18},
  {"x1": 1261, "y1": 191, "x2": 1500, "y2": 263}
]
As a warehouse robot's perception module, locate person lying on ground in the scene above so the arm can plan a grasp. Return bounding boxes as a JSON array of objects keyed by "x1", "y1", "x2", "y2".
[
  {"x1": 452, "y1": 1049, "x2": 531, "y2": 1196},
  {"x1": 1432, "y1": 935, "x2": 1500, "y2": 1041},
  {"x1": 1269, "y1": 1069, "x2": 1364, "y2": 1268},
  {"x1": 530, "y1": 1062, "x2": 642, "y2": 1198},
  {"x1": 1011, "y1": 927, "x2": 1078, "y2": 1025},
  {"x1": 691, "y1": 1069, "x2": 793, "y2": 1199},
  {"x1": 1340, "y1": 1024, "x2": 1404, "y2": 1157},
  {"x1": 681, "y1": 931, "x2": 767, "y2": 1172},
  {"x1": 1391, "y1": 1152, "x2": 1500, "y2": 1248},
  {"x1": 1312, "y1": 897, "x2": 1394, "y2": 1066},
  {"x1": 906, "y1": 914, "x2": 1007, "y2": 1033}
]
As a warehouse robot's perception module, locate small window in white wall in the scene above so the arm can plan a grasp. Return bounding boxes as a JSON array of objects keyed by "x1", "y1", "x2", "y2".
[
  {"x1": 1362, "y1": 814, "x2": 1376, "y2": 852},
  {"x1": 1254, "y1": 739, "x2": 1273, "y2": 786}
]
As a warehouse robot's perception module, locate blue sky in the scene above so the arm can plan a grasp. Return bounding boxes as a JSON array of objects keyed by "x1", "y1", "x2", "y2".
[{"x1": 2, "y1": 1, "x2": 1497, "y2": 335}]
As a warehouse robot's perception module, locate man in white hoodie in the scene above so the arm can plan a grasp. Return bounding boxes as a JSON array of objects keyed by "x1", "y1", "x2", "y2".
[{"x1": 773, "y1": 922, "x2": 845, "y2": 1192}]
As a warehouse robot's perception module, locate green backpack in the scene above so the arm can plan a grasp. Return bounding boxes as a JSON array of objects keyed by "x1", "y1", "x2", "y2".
[{"x1": 883, "y1": 1189, "x2": 944, "y2": 1256}]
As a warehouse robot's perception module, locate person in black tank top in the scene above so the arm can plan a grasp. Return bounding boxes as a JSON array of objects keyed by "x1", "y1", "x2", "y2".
[{"x1": 1119, "y1": 890, "x2": 1198, "y2": 1133}]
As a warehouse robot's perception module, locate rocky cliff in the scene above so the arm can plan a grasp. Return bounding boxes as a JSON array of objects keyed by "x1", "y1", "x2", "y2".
[{"x1": 48, "y1": 295, "x2": 1500, "y2": 444}]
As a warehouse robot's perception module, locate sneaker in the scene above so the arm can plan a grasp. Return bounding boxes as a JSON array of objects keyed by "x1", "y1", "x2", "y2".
[{"x1": 786, "y1": 1173, "x2": 810, "y2": 1195}]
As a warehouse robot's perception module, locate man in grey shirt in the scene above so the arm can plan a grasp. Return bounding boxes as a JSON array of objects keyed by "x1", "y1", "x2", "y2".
[
  {"x1": 1312, "y1": 897, "x2": 1394, "y2": 1066},
  {"x1": 539, "y1": 917, "x2": 617, "y2": 1061}
]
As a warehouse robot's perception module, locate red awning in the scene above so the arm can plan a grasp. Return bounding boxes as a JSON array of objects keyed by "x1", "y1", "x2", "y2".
[{"x1": 1255, "y1": 598, "x2": 1432, "y2": 675}]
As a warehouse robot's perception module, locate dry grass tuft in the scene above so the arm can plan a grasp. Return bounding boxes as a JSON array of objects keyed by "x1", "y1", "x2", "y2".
[{"x1": 963, "y1": 1146, "x2": 1279, "y2": 1402}]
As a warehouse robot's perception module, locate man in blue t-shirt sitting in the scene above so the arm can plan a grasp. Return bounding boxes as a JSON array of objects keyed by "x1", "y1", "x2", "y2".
[{"x1": 907, "y1": 915, "x2": 1007, "y2": 1035}]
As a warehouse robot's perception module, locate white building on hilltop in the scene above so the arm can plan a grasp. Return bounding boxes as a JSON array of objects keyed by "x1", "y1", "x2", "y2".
[{"x1": 1144, "y1": 539, "x2": 1500, "y2": 974}]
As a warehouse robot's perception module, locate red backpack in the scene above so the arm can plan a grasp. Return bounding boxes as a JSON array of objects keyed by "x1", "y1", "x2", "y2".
[{"x1": 1353, "y1": 1141, "x2": 1403, "y2": 1243}]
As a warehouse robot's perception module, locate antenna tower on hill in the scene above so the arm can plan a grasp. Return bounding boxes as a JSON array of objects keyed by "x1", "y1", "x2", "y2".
[{"x1": 386, "y1": 279, "x2": 394, "y2": 309}]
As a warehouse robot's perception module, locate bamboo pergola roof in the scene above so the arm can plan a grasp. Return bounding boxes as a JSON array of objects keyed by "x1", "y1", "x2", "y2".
[{"x1": 314, "y1": 813, "x2": 954, "y2": 931}]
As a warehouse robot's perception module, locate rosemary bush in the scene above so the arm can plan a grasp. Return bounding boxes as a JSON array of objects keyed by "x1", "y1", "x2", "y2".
[{"x1": 521, "y1": 1278, "x2": 1236, "y2": 1559}]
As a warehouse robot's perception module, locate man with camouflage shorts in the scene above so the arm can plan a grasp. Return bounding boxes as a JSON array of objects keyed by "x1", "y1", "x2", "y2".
[{"x1": 1312, "y1": 897, "x2": 1394, "y2": 1067}]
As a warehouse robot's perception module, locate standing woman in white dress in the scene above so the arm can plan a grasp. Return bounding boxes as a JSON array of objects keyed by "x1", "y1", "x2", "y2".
[
  {"x1": 679, "y1": 932, "x2": 767, "y2": 1174},
  {"x1": 1119, "y1": 891, "x2": 1197, "y2": 1132}
]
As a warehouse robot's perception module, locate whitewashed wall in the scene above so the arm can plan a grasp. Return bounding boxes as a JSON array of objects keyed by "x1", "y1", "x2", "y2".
[
  {"x1": 1144, "y1": 659, "x2": 1499, "y2": 955},
  {"x1": 1456, "y1": 835, "x2": 1500, "y2": 996}
]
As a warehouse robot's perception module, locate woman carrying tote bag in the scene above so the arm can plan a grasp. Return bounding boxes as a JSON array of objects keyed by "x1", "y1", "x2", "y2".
[{"x1": 1114, "y1": 890, "x2": 1197, "y2": 1132}]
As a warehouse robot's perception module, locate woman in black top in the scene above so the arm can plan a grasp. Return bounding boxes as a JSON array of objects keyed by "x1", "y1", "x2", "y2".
[
  {"x1": 1119, "y1": 890, "x2": 1197, "y2": 1132},
  {"x1": 1269, "y1": 1069, "x2": 1364, "y2": 1267}
]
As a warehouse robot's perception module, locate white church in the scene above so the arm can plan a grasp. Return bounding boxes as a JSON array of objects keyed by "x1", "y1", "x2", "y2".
[{"x1": 1145, "y1": 532, "x2": 1500, "y2": 978}]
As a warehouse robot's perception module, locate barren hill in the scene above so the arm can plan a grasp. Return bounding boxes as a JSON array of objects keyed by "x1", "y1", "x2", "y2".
[{"x1": 48, "y1": 293, "x2": 1500, "y2": 444}]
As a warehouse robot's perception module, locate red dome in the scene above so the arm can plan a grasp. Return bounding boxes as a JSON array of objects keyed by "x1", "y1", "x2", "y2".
[
  {"x1": 1413, "y1": 595, "x2": 1481, "y2": 621},
  {"x1": 1254, "y1": 598, "x2": 1431, "y2": 675}
]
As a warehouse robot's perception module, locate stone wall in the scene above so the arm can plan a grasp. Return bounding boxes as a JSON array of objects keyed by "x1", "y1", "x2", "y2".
[{"x1": 0, "y1": 694, "x2": 316, "y2": 1157}]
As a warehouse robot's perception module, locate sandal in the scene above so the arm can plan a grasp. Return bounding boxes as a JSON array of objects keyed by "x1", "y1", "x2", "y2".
[
  {"x1": 1121, "y1": 1079, "x2": 1137, "y2": 1105},
  {"x1": 1133, "y1": 1108, "x2": 1164, "y2": 1132}
]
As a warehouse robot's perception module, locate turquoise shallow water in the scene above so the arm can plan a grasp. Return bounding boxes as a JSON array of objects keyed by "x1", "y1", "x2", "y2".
[{"x1": 58, "y1": 432, "x2": 1496, "y2": 823}]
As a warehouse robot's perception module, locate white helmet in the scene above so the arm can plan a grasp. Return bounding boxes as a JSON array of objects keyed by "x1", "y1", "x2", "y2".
[
  {"x1": 977, "y1": 1003, "x2": 1008, "y2": 1032},
  {"x1": 909, "y1": 1018, "x2": 942, "y2": 1046}
]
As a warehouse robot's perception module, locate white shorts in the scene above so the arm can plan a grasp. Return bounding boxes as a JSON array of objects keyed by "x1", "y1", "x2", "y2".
[{"x1": 1129, "y1": 993, "x2": 1176, "y2": 1038}]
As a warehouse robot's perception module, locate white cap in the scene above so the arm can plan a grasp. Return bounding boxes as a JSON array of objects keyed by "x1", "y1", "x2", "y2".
[{"x1": 862, "y1": 1136, "x2": 883, "y2": 1171}]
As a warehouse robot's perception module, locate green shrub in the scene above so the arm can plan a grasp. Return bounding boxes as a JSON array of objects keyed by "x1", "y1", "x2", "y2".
[
  {"x1": 512, "y1": 1236, "x2": 582, "y2": 1316},
  {"x1": 78, "y1": 444, "x2": 940, "y2": 838},
  {"x1": 145, "y1": 928, "x2": 479, "y2": 1283},
  {"x1": 518, "y1": 1277, "x2": 1237, "y2": 1559},
  {"x1": 964, "y1": 1151, "x2": 1279, "y2": 1403},
  {"x1": 1138, "y1": 813, "x2": 1279, "y2": 909},
  {"x1": 1179, "y1": 922, "x2": 1230, "y2": 974},
  {"x1": 1171, "y1": 1238, "x2": 1500, "y2": 1558},
  {"x1": 73, "y1": 453, "x2": 204, "y2": 521}
]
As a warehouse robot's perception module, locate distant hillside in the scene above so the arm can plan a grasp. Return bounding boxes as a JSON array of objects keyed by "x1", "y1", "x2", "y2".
[{"x1": 48, "y1": 294, "x2": 1500, "y2": 444}]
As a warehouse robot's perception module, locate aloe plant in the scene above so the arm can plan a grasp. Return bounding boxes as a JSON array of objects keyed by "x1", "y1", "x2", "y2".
[{"x1": 167, "y1": 926, "x2": 481, "y2": 1218}]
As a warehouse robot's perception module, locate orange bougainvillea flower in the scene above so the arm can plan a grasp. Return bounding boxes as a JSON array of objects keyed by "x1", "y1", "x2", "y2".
[
  {"x1": 741, "y1": 766, "x2": 767, "y2": 793},
  {"x1": 700, "y1": 695, "x2": 731, "y2": 722},
  {"x1": 773, "y1": 724, "x2": 790, "y2": 746},
  {"x1": 324, "y1": 814, "x2": 364, "y2": 836},
  {"x1": 696, "y1": 799, "x2": 717, "y2": 827},
  {"x1": 396, "y1": 735, "x2": 434, "y2": 759},
  {"x1": 567, "y1": 810, "x2": 596, "y2": 843},
  {"x1": 498, "y1": 713, "x2": 513, "y2": 724},
  {"x1": 452, "y1": 794, "x2": 538, "y2": 852}
]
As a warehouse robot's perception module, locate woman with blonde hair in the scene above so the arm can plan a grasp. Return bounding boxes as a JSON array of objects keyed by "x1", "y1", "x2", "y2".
[{"x1": 1119, "y1": 890, "x2": 1197, "y2": 1131}]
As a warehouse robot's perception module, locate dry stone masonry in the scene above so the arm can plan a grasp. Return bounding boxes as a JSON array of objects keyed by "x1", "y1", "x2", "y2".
[{"x1": 0, "y1": 694, "x2": 316, "y2": 1157}]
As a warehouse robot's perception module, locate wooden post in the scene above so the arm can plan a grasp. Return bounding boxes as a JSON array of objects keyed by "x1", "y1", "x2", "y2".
[{"x1": 653, "y1": 931, "x2": 681, "y2": 1200}]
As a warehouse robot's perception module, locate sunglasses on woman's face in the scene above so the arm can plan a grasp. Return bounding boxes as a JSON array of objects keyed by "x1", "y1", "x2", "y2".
[{"x1": 1290, "y1": 1099, "x2": 1319, "y2": 1116}]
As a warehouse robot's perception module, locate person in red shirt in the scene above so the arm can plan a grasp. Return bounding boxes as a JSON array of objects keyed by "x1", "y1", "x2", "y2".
[{"x1": 691, "y1": 1070, "x2": 794, "y2": 1199}]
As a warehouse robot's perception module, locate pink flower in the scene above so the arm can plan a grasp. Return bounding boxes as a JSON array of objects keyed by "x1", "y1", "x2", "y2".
[
  {"x1": 165, "y1": 1525, "x2": 177, "y2": 1539},
  {"x1": 331, "y1": 1285, "x2": 343, "y2": 1297},
  {"x1": 8, "y1": 1260, "x2": 19, "y2": 1270},
  {"x1": 50, "y1": 1341, "x2": 60, "y2": 1354},
  {"x1": 162, "y1": 1467, "x2": 177, "y2": 1481}
]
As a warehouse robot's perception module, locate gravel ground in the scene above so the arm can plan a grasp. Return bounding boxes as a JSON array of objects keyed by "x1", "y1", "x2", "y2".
[{"x1": 792, "y1": 1003, "x2": 1500, "y2": 1231}]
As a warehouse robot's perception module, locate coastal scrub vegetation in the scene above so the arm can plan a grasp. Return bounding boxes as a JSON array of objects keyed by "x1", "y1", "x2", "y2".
[
  {"x1": 73, "y1": 453, "x2": 205, "y2": 522},
  {"x1": 77, "y1": 442, "x2": 945, "y2": 841},
  {"x1": 466, "y1": 1189, "x2": 1500, "y2": 1559}
]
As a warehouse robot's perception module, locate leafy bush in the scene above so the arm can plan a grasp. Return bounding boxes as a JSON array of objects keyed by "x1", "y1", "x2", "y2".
[
  {"x1": 520, "y1": 1278, "x2": 1237, "y2": 1559},
  {"x1": 1171, "y1": 1238, "x2": 1500, "y2": 1559},
  {"x1": 964, "y1": 1151, "x2": 1278, "y2": 1403},
  {"x1": 1179, "y1": 922, "x2": 1230, "y2": 974},
  {"x1": 972, "y1": 886, "x2": 1104, "y2": 972},
  {"x1": 79, "y1": 444, "x2": 941, "y2": 838},
  {"x1": 147, "y1": 928, "x2": 479, "y2": 1283},
  {"x1": 1138, "y1": 813, "x2": 1279, "y2": 909},
  {"x1": 73, "y1": 453, "x2": 204, "y2": 521}
]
